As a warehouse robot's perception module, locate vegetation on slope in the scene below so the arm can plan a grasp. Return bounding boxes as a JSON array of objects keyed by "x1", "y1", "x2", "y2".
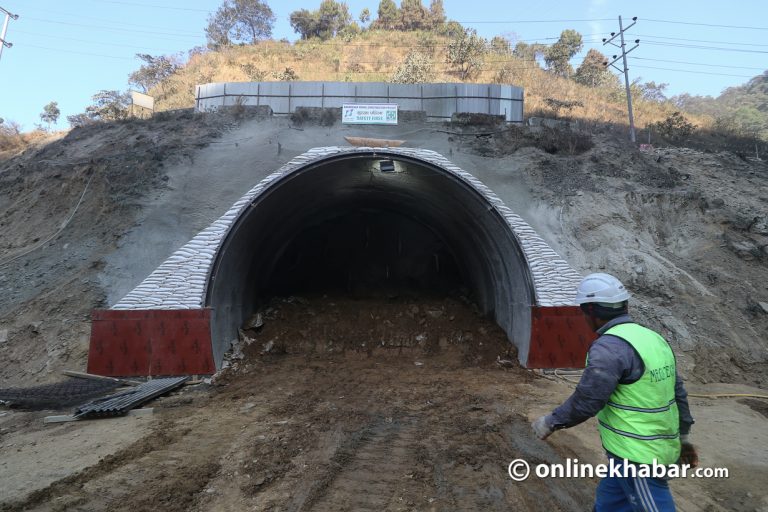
[{"x1": 3, "y1": 0, "x2": 766, "y2": 156}]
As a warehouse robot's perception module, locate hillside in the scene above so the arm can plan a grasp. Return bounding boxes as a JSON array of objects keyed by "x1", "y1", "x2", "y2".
[
  {"x1": 145, "y1": 29, "x2": 710, "y2": 136},
  {"x1": 0, "y1": 111, "x2": 765, "y2": 385},
  {"x1": 0, "y1": 111, "x2": 767, "y2": 511},
  {"x1": 674, "y1": 71, "x2": 768, "y2": 140}
]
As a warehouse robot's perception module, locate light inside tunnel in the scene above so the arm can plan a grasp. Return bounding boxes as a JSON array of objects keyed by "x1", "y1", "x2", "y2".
[{"x1": 205, "y1": 153, "x2": 536, "y2": 368}]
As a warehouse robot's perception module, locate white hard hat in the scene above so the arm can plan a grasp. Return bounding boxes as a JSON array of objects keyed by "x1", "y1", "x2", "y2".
[{"x1": 575, "y1": 273, "x2": 630, "y2": 306}]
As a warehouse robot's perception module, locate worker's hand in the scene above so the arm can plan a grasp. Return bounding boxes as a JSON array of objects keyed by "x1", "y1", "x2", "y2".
[
  {"x1": 679, "y1": 441, "x2": 699, "y2": 468},
  {"x1": 531, "y1": 415, "x2": 554, "y2": 440}
]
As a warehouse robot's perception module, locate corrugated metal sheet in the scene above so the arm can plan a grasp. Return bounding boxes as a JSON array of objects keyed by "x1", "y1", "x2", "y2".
[{"x1": 74, "y1": 376, "x2": 188, "y2": 418}]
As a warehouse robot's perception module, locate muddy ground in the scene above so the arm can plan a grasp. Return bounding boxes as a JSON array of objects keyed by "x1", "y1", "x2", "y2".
[{"x1": 1, "y1": 296, "x2": 766, "y2": 511}]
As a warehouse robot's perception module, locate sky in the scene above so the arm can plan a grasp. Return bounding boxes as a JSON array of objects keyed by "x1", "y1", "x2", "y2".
[{"x1": 0, "y1": 0, "x2": 766, "y2": 131}]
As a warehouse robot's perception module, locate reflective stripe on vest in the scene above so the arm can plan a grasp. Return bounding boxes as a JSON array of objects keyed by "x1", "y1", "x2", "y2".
[{"x1": 595, "y1": 323, "x2": 681, "y2": 465}]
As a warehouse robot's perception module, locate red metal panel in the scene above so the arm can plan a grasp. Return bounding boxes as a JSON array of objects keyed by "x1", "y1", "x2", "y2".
[
  {"x1": 527, "y1": 306, "x2": 597, "y2": 368},
  {"x1": 87, "y1": 309, "x2": 215, "y2": 377}
]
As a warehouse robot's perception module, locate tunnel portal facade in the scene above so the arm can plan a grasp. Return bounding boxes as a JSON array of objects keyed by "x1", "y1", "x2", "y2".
[{"x1": 88, "y1": 147, "x2": 595, "y2": 376}]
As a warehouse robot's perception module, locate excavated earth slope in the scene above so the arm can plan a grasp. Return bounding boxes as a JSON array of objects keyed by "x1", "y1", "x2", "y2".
[{"x1": 0, "y1": 111, "x2": 767, "y2": 511}]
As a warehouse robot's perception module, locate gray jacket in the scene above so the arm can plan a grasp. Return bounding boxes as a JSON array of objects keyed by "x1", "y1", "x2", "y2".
[{"x1": 549, "y1": 314, "x2": 694, "y2": 435}]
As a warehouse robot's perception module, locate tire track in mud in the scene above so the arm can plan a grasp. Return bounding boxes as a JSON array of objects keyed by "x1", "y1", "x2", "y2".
[{"x1": 298, "y1": 416, "x2": 422, "y2": 512}]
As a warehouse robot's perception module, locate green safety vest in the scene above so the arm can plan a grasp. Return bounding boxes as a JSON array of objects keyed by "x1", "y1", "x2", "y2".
[{"x1": 593, "y1": 323, "x2": 681, "y2": 465}]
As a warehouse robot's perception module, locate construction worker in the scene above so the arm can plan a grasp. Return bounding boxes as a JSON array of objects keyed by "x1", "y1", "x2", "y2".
[{"x1": 531, "y1": 272, "x2": 698, "y2": 511}]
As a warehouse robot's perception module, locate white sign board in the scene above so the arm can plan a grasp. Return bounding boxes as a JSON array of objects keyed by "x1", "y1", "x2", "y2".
[
  {"x1": 131, "y1": 90, "x2": 155, "y2": 111},
  {"x1": 342, "y1": 103, "x2": 398, "y2": 125}
]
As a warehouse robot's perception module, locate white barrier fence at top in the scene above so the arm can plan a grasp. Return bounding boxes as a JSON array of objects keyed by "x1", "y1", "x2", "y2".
[{"x1": 194, "y1": 81, "x2": 524, "y2": 123}]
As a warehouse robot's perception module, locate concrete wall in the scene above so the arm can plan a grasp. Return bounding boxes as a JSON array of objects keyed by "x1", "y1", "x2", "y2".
[{"x1": 195, "y1": 82, "x2": 524, "y2": 123}]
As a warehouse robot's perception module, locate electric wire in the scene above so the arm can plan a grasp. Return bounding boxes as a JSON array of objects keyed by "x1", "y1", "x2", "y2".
[
  {"x1": 635, "y1": 33, "x2": 768, "y2": 47},
  {"x1": 642, "y1": 40, "x2": 768, "y2": 54},
  {"x1": 0, "y1": 172, "x2": 95, "y2": 268},
  {"x1": 643, "y1": 18, "x2": 768, "y2": 30},
  {"x1": 629, "y1": 56, "x2": 766, "y2": 71},
  {"x1": 631, "y1": 65, "x2": 754, "y2": 78}
]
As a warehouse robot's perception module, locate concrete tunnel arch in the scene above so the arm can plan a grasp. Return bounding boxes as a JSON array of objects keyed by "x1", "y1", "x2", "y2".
[{"x1": 91, "y1": 147, "x2": 591, "y2": 377}]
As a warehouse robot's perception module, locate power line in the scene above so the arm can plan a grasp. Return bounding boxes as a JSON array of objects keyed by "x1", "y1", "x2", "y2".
[
  {"x1": 28, "y1": 7, "x2": 203, "y2": 36},
  {"x1": 24, "y1": 16, "x2": 204, "y2": 40},
  {"x1": 24, "y1": 43, "x2": 134, "y2": 60},
  {"x1": 642, "y1": 40, "x2": 768, "y2": 54},
  {"x1": 86, "y1": 0, "x2": 211, "y2": 13},
  {"x1": 635, "y1": 33, "x2": 768, "y2": 47},
  {"x1": 631, "y1": 65, "x2": 754, "y2": 79},
  {"x1": 643, "y1": 18, "x2": 768, "y2": 30},
  {"x1": 1, "y1": 5, "x2": 19, "y2": 62},
  {"x1": 603, "y1": 15, "x2": 639, "y2": 142},
  {"x1": 13, "y1": 29, "x2": 182, "y2": 53},
  {"x1": 629, "y1": 56, "x2": 765, "y2": 71}
]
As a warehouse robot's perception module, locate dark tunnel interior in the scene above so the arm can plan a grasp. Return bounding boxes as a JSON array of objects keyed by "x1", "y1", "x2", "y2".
[
  {"x1": 206, "y1": 153, "x2": 536, "y2": 367},
  {"x1": 264, "y1": 208, "x2": 465, "y2": 298}
]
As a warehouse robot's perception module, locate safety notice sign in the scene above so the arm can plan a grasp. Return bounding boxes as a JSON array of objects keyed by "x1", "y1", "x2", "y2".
[{"x1": 342, "y1": 104, "x2": 398, "y2": 125}]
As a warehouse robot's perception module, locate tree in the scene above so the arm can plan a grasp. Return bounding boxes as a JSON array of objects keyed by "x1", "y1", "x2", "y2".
[
  {"x1": 513, "y1": 41, "x2": 546, "y2": 65},
  {"x1": 638, "y1": 80, "x2": 669, "y2": 102},
  {"x1": 359, "y1": 8, "x2": 370, "y2": 25},
  {"x1": 289, "y1": 9, "x2": 318, "y2": 39},
  {"x1": 490, "y1": 36, "x2": 511, "y2": 55},
  {"x1": 289, "y1": 0, "x2": 351, "y2": 40},
  {"x1": 399, "y1": 0, "x2": 429, "y2": 30},
  {"x1": 654, "y1": 111, "x2": 695, "y2": 142},
  {"x1": 40, "y1": 101, "x2": 60, "y2": 129},
  {"x1": 574, "y1": 48, "x2": 615, "y2": 87},
  {"x1": 373, "y1": 0, "x2": 398, "y2": 29},
  {"x1": 428, "y1": 0, "x2": 446, "y2": 28},
  {"x1": 67, "y1": 90, "x2": 131, "y2": 127},
  {"x1": 390, "y1": 51, "x2": 434, "y2": 83},
  {"x1": 544, "y1": 29, "x2": 583, "y2": 78},
  {"x1": 206, "y1": 0, "x2": 275, "y2": 47},
  {"x1": 128, "y1": 54, "x2": 181, "y2": 94},
  {"x1": 447, "y1": 28, "x2": 486, "y2": 80}
]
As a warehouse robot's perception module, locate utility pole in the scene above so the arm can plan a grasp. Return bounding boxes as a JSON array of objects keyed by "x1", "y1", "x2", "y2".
[
  {"x1": 0, "y1": 6, "x2": 19, "y2": 63},
  {"x1": 603, "y1": 16, "x2": 639, "y2": 143}
]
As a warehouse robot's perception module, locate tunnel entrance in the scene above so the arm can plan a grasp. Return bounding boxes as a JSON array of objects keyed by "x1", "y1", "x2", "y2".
[
  {"x1": 265, "y1": 208, "x2": 465, "y2": 299},
  {"x1": 206, "y1": 152, "x2": 537, "y2": 368},
  {"x1": 94, "y1": 146, "x2": 591, "y2": 377}
]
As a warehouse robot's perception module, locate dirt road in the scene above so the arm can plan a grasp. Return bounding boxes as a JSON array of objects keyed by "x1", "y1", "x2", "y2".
[{"x1": 2, "y1": 296, "x2": 767, "y2": 511}]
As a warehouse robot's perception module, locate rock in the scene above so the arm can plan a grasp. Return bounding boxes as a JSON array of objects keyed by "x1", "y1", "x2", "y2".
[
  {"x1": 245, "y1": 312, "x2": 263, "y2": 330},
  {"x1": 660, "y1": 315, "x2": 692, "y2": 348},
  {"x1": 240, "y1": 402, "x2": 256, "y2": 413},
  {"x1": 0, "y1": 329, "x2": 7, "y2": 343},
  {"x1": 426, "y1": 309, "x2": 443, "y2": 318},
  {"x1": 758, "y1": 302, "x2": 768, "y2": 314},
  {"x1": 711, "y1": 198, "x2": 725, "y2": 208}
]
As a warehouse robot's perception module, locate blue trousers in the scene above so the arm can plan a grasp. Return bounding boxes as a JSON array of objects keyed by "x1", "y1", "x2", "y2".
[{"x1": 594, "y1": 475, "x2": 676, "y2": 511}]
